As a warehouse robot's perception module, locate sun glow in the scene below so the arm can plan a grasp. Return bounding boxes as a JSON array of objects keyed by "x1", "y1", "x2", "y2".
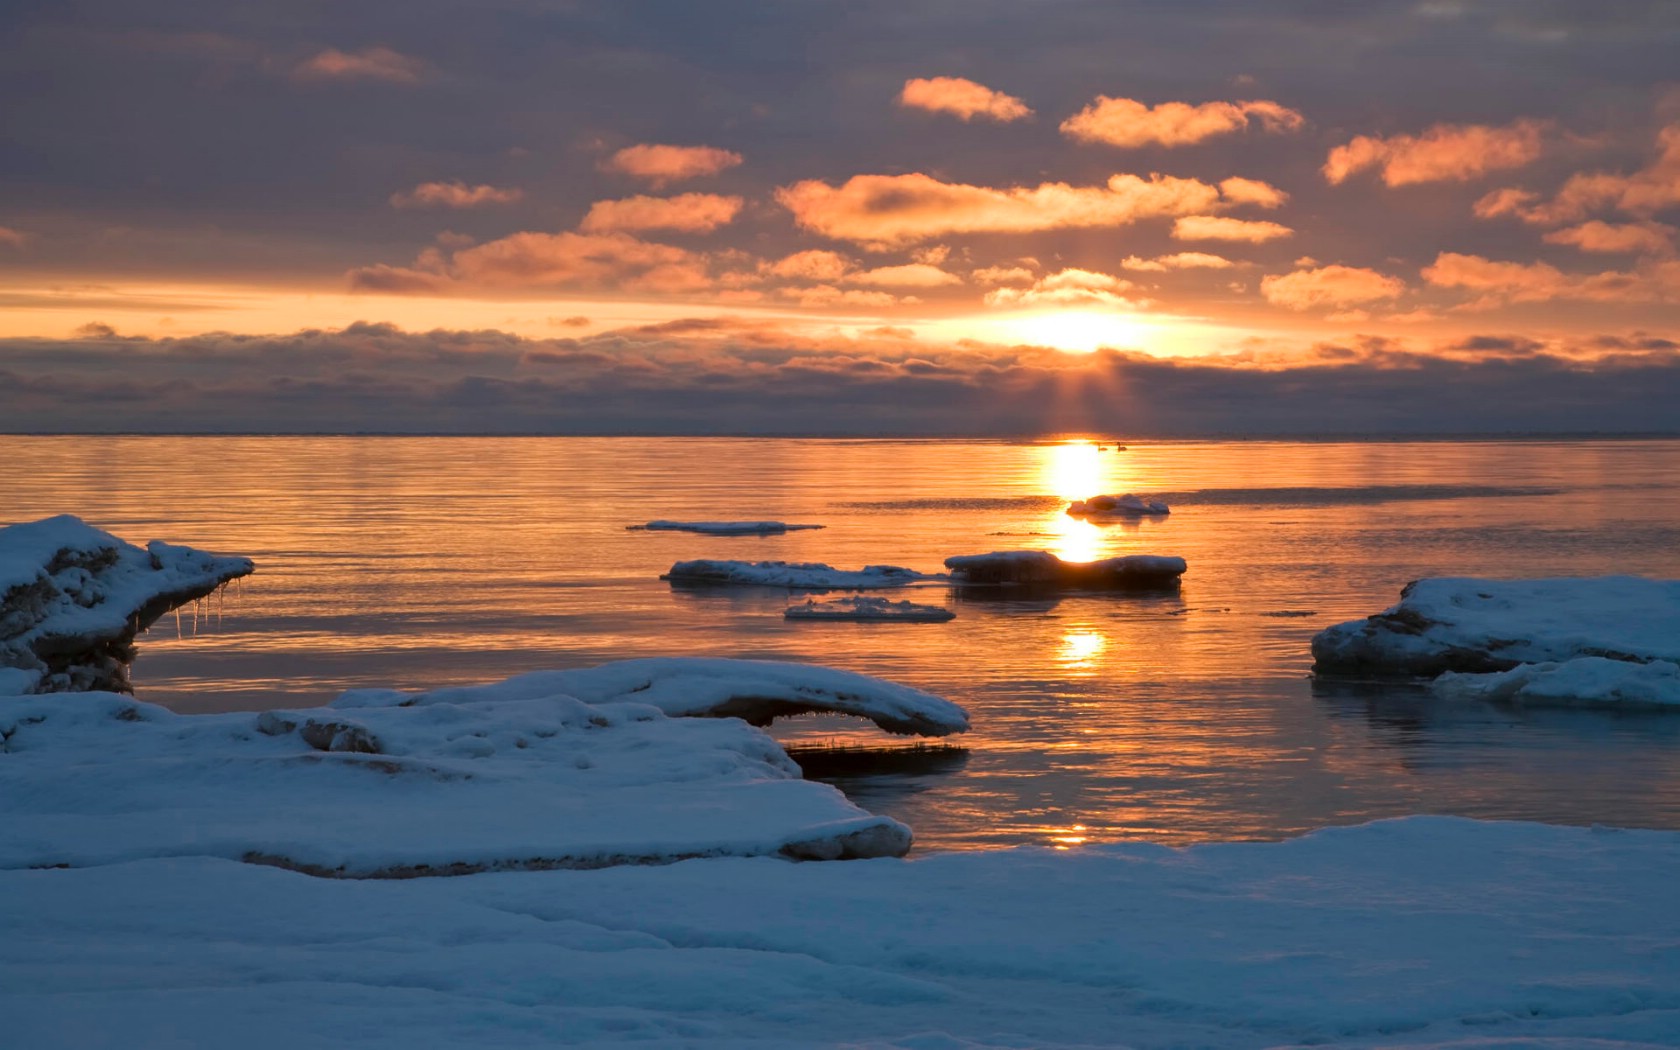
[{"x1": 993, "y1": 310, "x2": 1151, "y2": 354}]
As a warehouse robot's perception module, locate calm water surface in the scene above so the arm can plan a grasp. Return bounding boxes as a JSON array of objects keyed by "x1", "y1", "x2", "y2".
[{"x1": 7, "y1": 435, "x2": 1680, "y2": 850}]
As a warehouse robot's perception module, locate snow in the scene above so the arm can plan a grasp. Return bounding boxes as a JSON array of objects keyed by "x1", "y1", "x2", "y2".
[
  {"x1": 1434, "y1": 656, "x2": 1680, "y2": 709},
  {"x1": 945, "y1": 549, "x2": 1186, "y2": 589},
  {"x1": 5, "y1": 818, "x2": 1679, "y2": 1048},
  {"x1": 1313, "y1": 576, "x2": 1680, "y2": 676},
  {"x1": 334, "y1": 656, "x2": 971, "y2": 737},
  {"x1": 0, "y1": 514, "x2": 253, "y2": 693},
  {"x1": 1067, "y1": 492, "x2": 1170, "y2": 516},
  {"x1": 663, "y1": 559, "x2": 939, "y2": 589},
  {"x1": 629, "y1": 520, "x2": 825, "y2": 535},
  {"x1": 785, "y1": 596, "x2": 956, "y2": 622}
]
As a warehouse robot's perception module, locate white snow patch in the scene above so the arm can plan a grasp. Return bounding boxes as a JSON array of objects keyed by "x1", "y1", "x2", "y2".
[
  {"x1": 1314, "y1": 576, "x2": 1680, "y2": 676},
  {"x1": 785, "y1": 596, "x2": 955, "y2": 623},
  {"x1": 1067, "y1": 493, "x2": 1170, "y2": 516},
  {"x1": 0, "y1": 675, "x2": 934, "y2": 875},
  {"x1": 4, "y1": 818, "x2": 1679, "y2": 1048},
  {"x1": 663, "y1": 559, "x2": 940, "y2": 589},
  {"x1": 629, "y1": 520, "x2": 825, "y2": 535},
  {"x1": 0, "y1": 514, "x2": 253, "y2": 693},
  {"x1": 1434, "y1": 656, "x2": 1680, "y2": 709}
]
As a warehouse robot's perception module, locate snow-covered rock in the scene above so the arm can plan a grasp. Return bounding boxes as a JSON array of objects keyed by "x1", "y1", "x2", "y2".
[
  {"x1": 1434, "y1": 656, "x2": 1680, "y2": 709},
  {"x1": 629, "y1": 520, "x2": 825, "y2": 535},
  {"x1": 1312, "y1": 576, "x2": 1680, "y2": 676},
  {"x1": 663, "y1": 559, "x2": 937, "y2": 589},
  {"x1": 0, "y1": 656, "x2": 971, "y2": 876},
  {"x1": 0, "y1": 515, "x2": 253, "y2": 694},
  {"x1": 945, "y1": 550, "x2": 1186, "y2": 590},
  {"x1": 5, "y1": 818, "x2": 1679, "y2": 1048},
  {"x1": 784, "y1": 596, "x2": 955, "y2": 623},
  {"x1": 1067, "y1": 493, "x2": 1170, "y2": 516},
  {"x1": 335, "y1": 657, "x2": 970, "y2": 737}
]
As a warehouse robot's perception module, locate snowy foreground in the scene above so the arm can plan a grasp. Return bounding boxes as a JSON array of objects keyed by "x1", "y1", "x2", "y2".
[
  {"x1": 629, "y1": 520, "x2": 825, "y2": 535},
  {"x1": 6, "y1": 818, "x2": 1680, "y2": 1048},
  {"x1": 1314, "y1": 576, "x2": 1680, "y2": 709},
  {"x1": 0, "y1": 515, "x2": 253, "y2": 694},
  {"x1": 1, "y1": 660, "x2": 968, "y2": 875}
]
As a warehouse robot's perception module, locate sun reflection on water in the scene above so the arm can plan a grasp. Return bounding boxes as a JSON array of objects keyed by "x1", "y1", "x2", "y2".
[{"x1": 1058, "y1": 629, "x2": 1107, "y2": 671}]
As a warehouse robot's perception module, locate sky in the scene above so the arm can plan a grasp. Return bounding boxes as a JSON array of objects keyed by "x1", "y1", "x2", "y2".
[{"x1": 3, "y1": 0, "x2": 1679, "y2": 434}]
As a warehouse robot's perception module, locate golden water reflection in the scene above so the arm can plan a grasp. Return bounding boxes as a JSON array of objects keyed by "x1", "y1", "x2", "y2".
[{"x1": 1057, "y1": 629, "x2": 1107, "y2": 672}]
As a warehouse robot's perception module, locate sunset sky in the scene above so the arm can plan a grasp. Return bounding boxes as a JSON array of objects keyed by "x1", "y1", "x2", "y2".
[{"x1": 4, "y1": 0, "x2": 1679, "y2": 433}]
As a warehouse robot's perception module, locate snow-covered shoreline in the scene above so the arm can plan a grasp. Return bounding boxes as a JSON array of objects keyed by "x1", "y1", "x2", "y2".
[{"x1": 6, "y1": 817, "x2": 1678, "y2": 1048}]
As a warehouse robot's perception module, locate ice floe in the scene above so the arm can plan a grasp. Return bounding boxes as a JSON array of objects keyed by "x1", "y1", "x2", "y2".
[
  {"x1": 1434, "y1": 656, "x2": 1680, "y2": 709},
  {"x1": 0, "y1": 514, "x2": 253, "y2": 694},
  {"x1": 1067, "y1": 492, "x2": 1170, "y2": 516},
  {"x1": 628, "y1": 520, "x2": 825, "y2": 535},
  {"x1": 663, "y1": 559, "x2": 938, "y2": 589},
  {"x1": 945, "y1": 549, "x2": 1186, "y2": 590},
  {"x1": 0, "y1": 659, "x2": 968, "y2": 876},
  {"x1": 4, "y1": 817, "x2": 1678, "y2": 1048},
  {"x1": 784, "y1": 596, "x2": 955, "y2": 623},
  {"x1": 1312, "y1": 576, "x2": 1680, "y2": 677}
]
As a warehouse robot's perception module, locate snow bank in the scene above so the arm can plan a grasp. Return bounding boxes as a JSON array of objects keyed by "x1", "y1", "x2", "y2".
[
  {"x1": 1067, "y1": 493, "x2": 1170, "y2": 516},
  {"x1": 1313, "y1": 576, "x2": 1680, "y2": 676},
  {"x1": 663, "y1": 559, "x2": 937, "y2": 589},
  {"x1": 945, "y1": 549, "x2": 1186, "y2": 590},
  {"x1": 1434, "y1": 656, "x2": 1680, "y2": 709},
  {"x1": 785, "y1": 596, "x2": 955, "y2": 623},
  {"x1": 5, "y1": 818, "x2": 1679, "y2": 1048},
  {"x1": 629, "y1": 520, "x2": 825, "y2": 535},
  {"x1": 0, "y1": 514, "x2": 253, "y2": 693},
  {"x1": 0, "y1": 662, "x2": 961, "y2": 875},
  {"x1": 337, "y1": 657, "x2": 969, "y2": 737}
]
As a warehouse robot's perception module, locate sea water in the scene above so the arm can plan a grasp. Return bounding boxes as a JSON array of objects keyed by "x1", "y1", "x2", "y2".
[{"x1": 6, "y1": 435, "x2": 1680, "y2": 849}]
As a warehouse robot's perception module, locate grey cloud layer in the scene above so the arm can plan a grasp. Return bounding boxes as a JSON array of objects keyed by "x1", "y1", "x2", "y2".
[{"x1": 4, "y1": 325, "x2": 1676, "y2": 435}]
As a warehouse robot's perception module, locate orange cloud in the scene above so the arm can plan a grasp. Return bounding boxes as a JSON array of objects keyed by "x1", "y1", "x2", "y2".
[
  {"x1": 389, "y1": 182, "x2": 523, "y2": 209},
  {"x1": 1474, "y1": 123, "x2": 1680, "y2": 225},
  {"x1": 1324, "y1": 119, "x2": 1546, "y2": 186},
  {"x1": 971, "y1": 265, "x2": 1035, "y2": 285},
  {"x1": 1261, "y1": 265, "x2": 1406, "y2": 310},
  {"x1": 764, "y1": 250, "x2": 851, "y2": 281},
  {"x1": 983, "y1": 268, "x2": 1139, "y2": 307},
  {"x1": 845, "y1": 263, "x2": 963, "y2": 288},
  {"x1": 293, "y1": 46, "x2": 425, "y2": 84},
  {"x1": 788, "y1": 285, "x2": 904, "y2": 308},
  {"x1": 1060, "y1": 97, "x2": 1303, "y2": 147},
  {"x1": 1218, "y1": 177, "x2": 1288, "y2": 209},
  {"x1": 349, "y1": 231, "x2": 714, "y2": 294},
  {"x1": 898, "y1": 77, "x2": 1032, "y2": 122},
  {"x1": 1172, "y1": 216, "x2": 1293, "y2": 242},
  {"x1": 1422, "y1": 251, "x2": 1680, "y2": 307},
  {"x1": 579, "y1": 193, "x2": 744, "y2": 233},
  {"x1": 604, "y1": 144, "x2": 743, "y2": 187},
  {"x1": 1120, "y1": 252, "x2": 1235, "y2": 271},
  {"x1": 777, "y1": 172, "x2": 1224, "y2": 248},
  {"x1": 1542, "y1": 221, "x2": 1675, "y2": 255}
]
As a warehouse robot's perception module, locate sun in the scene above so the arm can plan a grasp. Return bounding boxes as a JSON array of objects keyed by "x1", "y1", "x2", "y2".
[{"x1": 994, "y1": 310, "x2": 1150, "y2": 354}]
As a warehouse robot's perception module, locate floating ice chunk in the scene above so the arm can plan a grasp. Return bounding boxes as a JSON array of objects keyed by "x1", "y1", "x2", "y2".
[
  {"x1": 1067, "y1": 493, "x2": 1170, "y2": 517},
  {"x1": 338, "y1": 657, "x2": 970, "y2": 738},
  {"x1": 662, "y1": 559, "x2": 938, "y2": 589},
  {"x1": 1434, "y1": 656, "x2": 1680, "y2": 709},
  {"x1": 785, "y1": 596, "x2": 955, "y2": 623},
  {"x1": 0, "y1": 515, "x2": 254, "y2": 694},
  {"x1": 628, "y1": 520, "x2": 825, "y2": 535},
  {"x1": 944, "y1": 550, "x2": 1185, "y2": 590},
  {"x1": 1312, "y1": 576, "x2": 1680, "y2": 677},
  {"x1": 0, "y1": 659, "x2": 972, "y2": 875}
]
